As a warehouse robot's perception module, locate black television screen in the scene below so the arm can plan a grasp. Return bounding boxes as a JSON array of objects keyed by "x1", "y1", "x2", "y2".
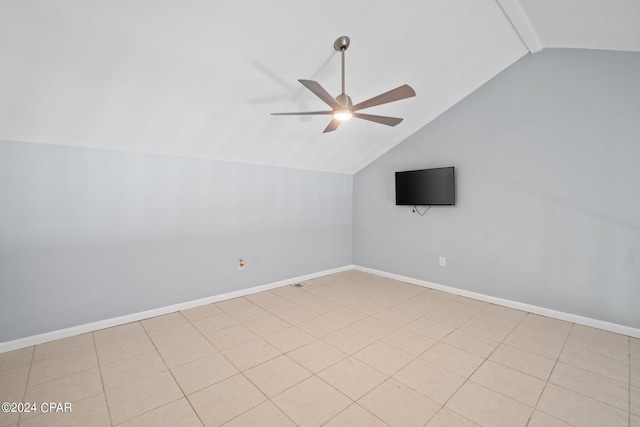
[{"x1": 395, "y1": 167, "x2": 455, "y2": 206}]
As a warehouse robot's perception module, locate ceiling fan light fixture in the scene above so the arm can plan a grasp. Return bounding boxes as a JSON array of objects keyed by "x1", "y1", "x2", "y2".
[{"x1": 333, "y1": 109, "x2": 353, "y2": 121}]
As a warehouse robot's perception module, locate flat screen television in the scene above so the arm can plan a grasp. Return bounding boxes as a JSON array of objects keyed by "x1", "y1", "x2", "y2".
[{"x1": 395, "y1": 167, "x2": 455, "y2": 206}]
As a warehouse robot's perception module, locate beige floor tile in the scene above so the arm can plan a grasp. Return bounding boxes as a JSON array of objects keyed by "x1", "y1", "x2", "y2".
[
  {"x1": 223, "y1": 401, "x2": 295, "y2": 427},
  {"x1": 446, "y1": 381, "x2": 532, "y2": 427},
  {"x1": 633, "y1": 363, "x2": 640, "y2": 388},
  {"x1": 323, "y1": 327, "x2": 376, "y2": 355},
  {"x1": 382, "y1": 327, "x2": 437, "y2": 356},
  {"x1": 189, "y1": 374, "x2": 266, "y2": 426},
  {"x1": 373, "y1": 308, "x2": 418, "y2": 327},
  {"x1": 632, "y1": 414, "x2": 640, "y2": 427},
  {"x1": 296, "y1": 316, "x2": 344, "y2": 338},
  {"x1": 157, "y1": 335, "x2": 217, "y2": 368},
  {"x1": 353, "y1": 341, "x2": 414, "y2": 376},
  {"x1": 262, "y1": 327, "x2": 315, "y2": 353},
  {"x1": 96, "y1": 334, "x2": 155, "y2": 365},
  {"x1": 348, "y1": 299, "x2": 387, "y2": 315},
  {"x1": 28, "y1": 347, "x2": 97, "y2": 386},
  {"x1": 276, "y1": 306, "x2": 319, "y2": 324},
  {"x1": 227, "y1": 305, "x2": 270, "y2": 323},
  {"x1": 191, "y1": 312, "x2": 239, "y2": 333},
  {"x1": 0, "y1": 346, "x2": 33, "y2": 372},
  {"x1": 23, "y1": 368, "x2": 102, "y2": 410},
  {"x1": 423, "y1": 307, "x2": 471, "y2": 329},
  {"x1": 351, "y1": 317, "x2": 398, "y2": 339},
  {"x1": 441, "y1": 329, "x2": 500, "y2": 358},
  {"x1": 318, "y1": 358, "x2": 387, "y2": 400},
  {"x1": 471, "y1": 304, "x2": 526, "y2": 329},
  {"x1": 392, "y1": 292, "x2": 453, "y2": 316},
  {"x1": 204, "y1": 324, "x2": 257, "y2": 351},
  {"x1": 33, "y1": 333, "x2": 94, "y2": 362},
  {"x1": 359, "y1": 378, "x2": 440, "y2": 427},
  {"x1": 394, "y1": 359, "x2": 465, "y2": 405},
  {"x1": 287, "y1": 341, "x2": 346, "y2": 373},
  {"x1": 93, "y1": 322, "x2": 145, "y2": 345},
  {"x1": 18, "y1": 393, "x2": 110, "y2": 427},
  {"x1": 558, "y1": 339, "x2": 629, "y2": 383},
  {"x1": 537, "y1": 383, "x2": 628, "y2": 427},
  {"x1": 420, "y1": 342, "x2": 484, "y2": 378},
  {"x1": 519, "y1": 314, "x2": 573, "y2": 337},
  {"x1": 274, "y1": 288, "x2": 324, "y2": 305},
  {"x1": 141, "y1": 312, "x2": 187, "y2": 332},
  {"x1": 0, "y1": 390, "x2": 23, "y2": 426},
  {"x1": 503, "y1": 328, "x2": 567, "y2": 360},
  {"x1": 171, "y1": 352, "x2": 238, "y2": 396},
  {"x1": 459, "y1": 318, "x2": 513, "y2": 342},
  {"x1": 243, "y1": 315, "x2": 290, "y2": 336},
  {"x1": 244, "y1": 355, "x2": 311, "y2": 397},
  {"x1": 489, "y1": 344, "x2": 555, "y2": 380},
  {"x1": 570, "y1": 324, "x2": 629, "y2": 346},
  {"x1": 632, "y1": 337, "x2": 640, "y2": 359},
  {"x1": 245, "y1": 292, "x2": 297, "y2": 314},
  {"x1": 470, "y1": 360, "x2": 545, "y2": 407},
  {"x1": 326, "y1": 306, "x2": 369, "y2": 325},
  {"x1": 0, "y1": 364, "x2": 29, "y2": 396},
  {"x1": 563, "y1": 333, "x2": 629, "y2": 363},
  {"x1": 323, "y1": 403, "x2": 388, "y2": 427},
  {"x1": 527, "y1": 410, "x2": 573, "y2": 427},
  {"x1": 101, "y1": 351, "x2": 167, "y2": 390},
  {"x1": 549, "y1": 362, "x2": 629, "y2": 411},
  {"x1": 441, "y1": 296, "x2": 489, "y2": 317},
  {"x1": 106, "y1": 371, "x2": 183, "y2": 425},
  {"x1": 180, "y1": 303, "x2": 223, "y2": 321},
  {"x1": 117, "y1": 398, "x2": 203, "y2": 427},
  {"x1": 632, "y1": 386, "x2": 640, "y2": 416},
  {"x1": 147, "y1": 323, "x2": 202, "y2": 348},
  {"x1": 222, "y1": 338, "x2": 281, "y2": 371},
  {"x1": 404, "y1": 317, "x2": 455, "y2": 341},
  {"x1": 216, "y1": 297, "x2": 256, "y2": 312},
  {"x1": 272, "y1": 376, "x2": 351, "y2": 427},
  {"x1": 425, "y1": 407, "x2": 481, "y2": 427}
]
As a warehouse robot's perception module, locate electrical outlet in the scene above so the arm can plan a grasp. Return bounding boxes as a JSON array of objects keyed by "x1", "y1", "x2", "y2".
[
  {"x1": 238, "y1": 258, "x2": 245, "y2": 270},
  {"x1": 439, "y1": 256, "x2": 446, "y2": 267}
]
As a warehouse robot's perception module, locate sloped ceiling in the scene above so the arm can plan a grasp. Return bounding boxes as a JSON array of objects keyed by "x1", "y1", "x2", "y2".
[{"x1": 0, "y1": 1, "x2": 638, "y2": 174}]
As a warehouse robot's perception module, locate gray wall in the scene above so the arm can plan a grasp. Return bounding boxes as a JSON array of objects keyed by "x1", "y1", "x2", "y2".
[
  {"x1": 0, "y1": 141, "x2": 352, "y2": 342},
  {"x1": 354, "y1": 49, "x2": 640, "y2": 328}
]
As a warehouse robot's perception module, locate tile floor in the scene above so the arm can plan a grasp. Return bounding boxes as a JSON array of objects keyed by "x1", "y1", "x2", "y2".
[{"x1": 1, "y1": 270, "x2": 639, "y2": 426}]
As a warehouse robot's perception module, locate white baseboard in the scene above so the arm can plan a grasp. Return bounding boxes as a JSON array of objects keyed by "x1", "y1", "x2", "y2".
[
  {"x1": 4, "y1": 263, "x2": 637, "y2": 354},
  {"x1": 0, "y1": 265, "x2": 353, "y2": 353},
  {"x1": 354, "y1": 265, "x2": 640, "y2": 339}
]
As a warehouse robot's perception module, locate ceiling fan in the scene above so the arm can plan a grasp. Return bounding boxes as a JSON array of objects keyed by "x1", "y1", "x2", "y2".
[{"x1": 271, "y1": 36, "x2": 416, "y2": 133}]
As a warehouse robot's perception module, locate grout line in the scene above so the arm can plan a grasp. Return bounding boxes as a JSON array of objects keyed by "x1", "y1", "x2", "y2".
[
  {"x1": 91, "y1": 332, "x2": 115, "y2": 427},
  {"x1": 15, "y1": 345, "x2": 35, "y2": 426}
]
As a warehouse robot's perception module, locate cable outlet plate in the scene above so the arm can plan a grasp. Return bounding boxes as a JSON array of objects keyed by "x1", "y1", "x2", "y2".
[{"x1": 439, "y1": 257, "x2": 446, "y2": 267}]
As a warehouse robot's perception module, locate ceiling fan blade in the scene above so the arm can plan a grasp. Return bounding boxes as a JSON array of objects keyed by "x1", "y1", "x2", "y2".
[
  {"x1": 353, "y1": 112, "x2": 404, "y2": 127},
  {"x1": 271, "y1": 110, "x2": 333, "y2": 115},
  {"x1": 352, "y1": 84, "x2": 416, "y2": 111},
  {"x1": 299, "y1": 80, "x2": 341, "y2": 109},
  {"x1": 323, "y1": 118, "x2": 341, "y2": 133}
]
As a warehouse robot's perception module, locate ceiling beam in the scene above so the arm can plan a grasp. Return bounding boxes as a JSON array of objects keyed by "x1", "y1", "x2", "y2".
[{"x1": 496, "y1": 0, "x2": 543, "y2": 53}]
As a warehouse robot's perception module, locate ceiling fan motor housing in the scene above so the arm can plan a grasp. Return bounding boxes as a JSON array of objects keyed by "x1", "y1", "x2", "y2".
[{"x1": 336, "y1": 93, "x2": 353, "y2": 108}]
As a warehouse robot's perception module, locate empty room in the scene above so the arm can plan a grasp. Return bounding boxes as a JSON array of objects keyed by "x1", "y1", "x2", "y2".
[{"x1": 1, "y1": 1, "x2": 639, "y2": 426}]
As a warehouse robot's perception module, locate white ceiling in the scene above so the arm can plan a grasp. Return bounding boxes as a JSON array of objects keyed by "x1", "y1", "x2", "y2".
[{"x1": 0, "y1": 1, "x2": 638, "y2": 174}]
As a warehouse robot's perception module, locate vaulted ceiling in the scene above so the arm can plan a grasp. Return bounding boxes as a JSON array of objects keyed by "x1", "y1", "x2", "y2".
[{"x1": 1, "y1": 0, "x2": 638, "y2": 174}]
